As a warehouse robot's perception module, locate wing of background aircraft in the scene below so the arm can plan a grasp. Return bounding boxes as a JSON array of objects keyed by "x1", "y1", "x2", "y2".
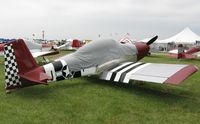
[
  {"x1": 31, "y1": 50, "x2": 59, "y2": 58},
  {"x1": 169, "y1": 49, "x2": 184, "y2": 54},
  {"x1": 168, "y1": 49, "x2": 196, "y2": 59},
  {"x1": 25, "y1": 40, "x2": 59, "y2": 58},
  {"x1": 53, "y1": 42, "x2": 71, "y2": 50},
  {"x1": 54, "y1": 39, "x2": 83, "y2": 50},
  {"x1": 0, "y1": 40, "x2": 58, "y2": 58},
  {"x1": 168, "y1": 44, "x2": 200, "y2": 59},
  {"x1": 168, "y1": 45, "x2": 199, "y2": 59}
]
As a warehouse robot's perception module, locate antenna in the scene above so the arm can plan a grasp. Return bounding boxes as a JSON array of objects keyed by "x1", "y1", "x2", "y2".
[{"x1": 42, "y1": 30, "x2": 45, "y2": 40}]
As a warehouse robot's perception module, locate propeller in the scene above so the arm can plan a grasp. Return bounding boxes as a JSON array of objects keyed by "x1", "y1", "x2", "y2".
[{"x1": 146, "y1": 36, "x2": 158, "y2": 45}]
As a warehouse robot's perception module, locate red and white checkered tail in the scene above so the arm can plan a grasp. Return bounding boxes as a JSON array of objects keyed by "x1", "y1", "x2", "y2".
[{"x1": 4, "y1": 39, "x2": 40, "y2": 90}]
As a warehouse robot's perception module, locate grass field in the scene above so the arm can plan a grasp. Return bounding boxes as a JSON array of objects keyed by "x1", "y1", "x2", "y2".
[{"x1": 0, "y1": 52, "x2": 200, "y2": 124}]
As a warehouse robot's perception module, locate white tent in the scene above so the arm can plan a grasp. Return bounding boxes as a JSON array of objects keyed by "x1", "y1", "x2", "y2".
[{"x1": 158, "y1": 27, "x2": 200, "y2": 44}]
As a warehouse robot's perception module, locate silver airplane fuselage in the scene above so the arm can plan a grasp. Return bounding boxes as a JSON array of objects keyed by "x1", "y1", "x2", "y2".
[{"x1": 43, "y1": 39, "x2": 150, "y2": 82}]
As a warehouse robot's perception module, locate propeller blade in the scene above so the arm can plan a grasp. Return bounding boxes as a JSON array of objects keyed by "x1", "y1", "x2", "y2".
[{"x1": 146, "y1": 36, "x2": 158, "y2": 45}]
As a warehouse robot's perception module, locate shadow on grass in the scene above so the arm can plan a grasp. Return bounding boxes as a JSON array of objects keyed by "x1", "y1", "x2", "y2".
[
  {"x1": 13, "y1": 81, "x2": 91, "y2": 99},
  {"x1": 12, "y1": 76, "x2": 200, "y2": 112},
  {"x1": 88, "y1": 77, "x2": 200, "y2": 98},
  {"x1": 146, "y1": 55, "x2": 163, "y2": 58},
  {"x1": 85, "y1": 76, "x2": 184, "y2": 97},
  {"x1": 13, "y1": 76, "x2": 196, "y2": 100},
  {"x1": 84, "y1": 76, "x2": 200, "y2": 112}
]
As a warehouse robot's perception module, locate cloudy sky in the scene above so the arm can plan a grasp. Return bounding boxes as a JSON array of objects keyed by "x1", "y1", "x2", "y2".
[{"x1": 0, "y1": 0, "x2": 199, "y2": 40}]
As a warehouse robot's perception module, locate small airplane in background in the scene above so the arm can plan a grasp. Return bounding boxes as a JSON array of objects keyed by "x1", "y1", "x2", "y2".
[
  {"x1": 3, "y1": 36, "x2": 198, "y2": 92},
  {"x1": 169, "y1": 44, "x2": 200, "y2": 59},
  {"x1": 24, "y1": 40, "x2": 58, "y2": 58},
  {"x1": 0, "y1": 40, "x2": 58, "y2": 59},
  {"x1": 53, "y1": 39, "x2": 83, "y2": 50}
]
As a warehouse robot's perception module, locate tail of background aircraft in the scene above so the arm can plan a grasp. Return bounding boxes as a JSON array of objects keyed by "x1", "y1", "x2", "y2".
[
  {"x1": 72, "y1": 39, "x2": 82, "y2": 48},
  {"x1": 4, "y1": 39, "x2": 49, "y2": 90}
]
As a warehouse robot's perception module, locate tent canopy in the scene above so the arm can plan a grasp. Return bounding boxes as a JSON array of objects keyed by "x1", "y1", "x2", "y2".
[{"x1": 157, "y1": 27, "x2": 200, "y2": 44}]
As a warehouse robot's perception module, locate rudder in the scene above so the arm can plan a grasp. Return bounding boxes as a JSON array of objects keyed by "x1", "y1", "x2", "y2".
[
  {"x1": 4, "y1": 43, "x2": 21, "y2": 88},
  {"x1": 4, "y1": 39, "x2": 39, "y2": 90}
]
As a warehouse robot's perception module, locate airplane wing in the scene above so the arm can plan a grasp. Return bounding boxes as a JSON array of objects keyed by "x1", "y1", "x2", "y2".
[
  {"x1": 168, "y1": 49, "x2": 197, "y2": 59},
  {"x1": 57, "y1": 42, "x2": 71, "y2": 50},
  {"x1": 169, "y1": 53, "x2": 197, "y2": 59},
  {"x1": 31, "y1": 51, "x2": 59, "y2": 58},
  {"x1": 168, "y1": 49, "x2": 186, "y2": 54},
  {"x1": 100, "y1": 62, "x2": 198, "y2": 85},
  {"x1": 169, "y1": 49, "x2": 178, "y2": 54}
]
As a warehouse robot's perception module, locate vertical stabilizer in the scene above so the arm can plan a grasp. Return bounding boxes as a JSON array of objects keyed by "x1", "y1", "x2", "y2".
[
  {"x1": 4, "y1": 39, "x2": 40, "y2": 90},
  {"x1": 4, "y1": 43, "x2": 21, "y2": 88}
]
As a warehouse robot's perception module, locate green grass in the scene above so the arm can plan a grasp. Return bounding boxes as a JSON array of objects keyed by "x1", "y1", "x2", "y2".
[{"x1": 0, "y1": 52, "x2": 200, "y2": 124}]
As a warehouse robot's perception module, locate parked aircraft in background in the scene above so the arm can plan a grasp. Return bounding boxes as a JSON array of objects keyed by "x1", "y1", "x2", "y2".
[
  {"x1": 24, "y1": 40, "x2": 58, "y2": 58},
  {"x1": 3, "y1": 36, "x2": 198, "y2": 92},
  {"x1": 0, "y1": 38, "x2": 16, "y2": 44},
  {"x1": 169, "y1": 44, "x2": 200, "y2": 59},
  {"x1": 0, "y1": 40, "x2": 58, "y2": 58},
  {"x1": 54, "y1": 39, "x2": 83, "y2": 50}
]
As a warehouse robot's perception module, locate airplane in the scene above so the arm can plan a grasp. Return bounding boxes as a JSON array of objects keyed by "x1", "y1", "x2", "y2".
[
  {"x1": 169, "y1": 44, "x2": 200, "y2": 59},
  {"x1": 24, "y1": 40, "x2": 58, "y2": 58},
  {"x1": 0, "y1": 39, "x2": 58, "y2": 59},
  {"x1": 53, "y1": 39, "x2": 83, "y2": 50},
  {"x1": 3, "y1": 36, "x2": 198, "y2": 92}
]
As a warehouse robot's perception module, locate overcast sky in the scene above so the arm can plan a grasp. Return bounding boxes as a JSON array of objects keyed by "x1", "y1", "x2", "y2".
[{"x1": 0, "y1": 0, "x2": 199, "y2": 40}]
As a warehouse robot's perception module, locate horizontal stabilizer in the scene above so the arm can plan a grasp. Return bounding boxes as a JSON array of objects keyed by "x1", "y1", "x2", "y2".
[{"x1": 19, "y1": 67, "x2": 51, "y2": 84}]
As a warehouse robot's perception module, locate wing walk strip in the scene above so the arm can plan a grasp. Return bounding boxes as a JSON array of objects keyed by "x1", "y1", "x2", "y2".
[
  {"x1": 119, "y1": 63, "x2": 147, "y2": 83},
  {"x1": 110, "y1": 62, "x2": 134, "y2": 81},
  {"x1": 105, "y1": 62, "x2": 133, "y2": 80},
  {"x1": 113, "y1": 62, "x2": 143, "y2": 82},
  {"x1": 105, "y1": 62, "x2": 149, "y2": 83},
  {"x1": 122, "y1": 63, "x2": 151, "y2": 83}
]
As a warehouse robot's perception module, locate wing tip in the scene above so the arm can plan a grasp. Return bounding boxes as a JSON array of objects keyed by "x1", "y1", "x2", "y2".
[{"x1": 164, "y1": 65, "x2": 198, "y2": 85}]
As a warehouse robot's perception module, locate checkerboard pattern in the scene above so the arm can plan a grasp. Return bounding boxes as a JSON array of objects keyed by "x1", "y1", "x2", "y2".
[{"x1": 4, "y1": 44, "x2": 21, "y2": 88}]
